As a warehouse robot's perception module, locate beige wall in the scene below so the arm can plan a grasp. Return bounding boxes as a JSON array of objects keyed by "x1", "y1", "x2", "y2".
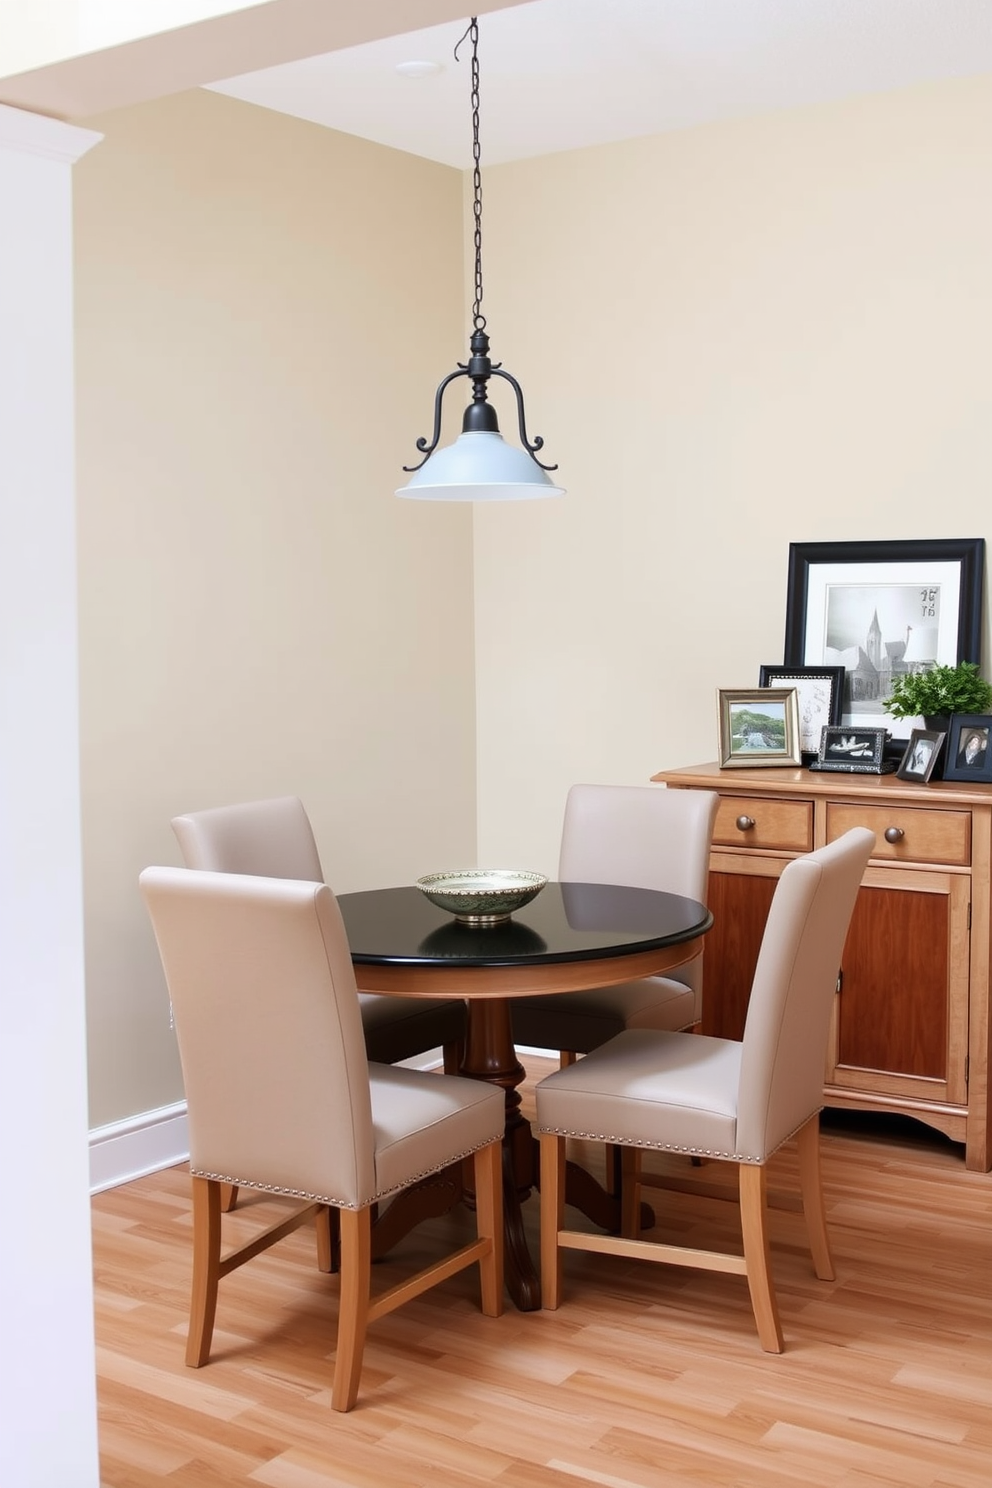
[
  {"x1": 75, "y1": 71, "x2": 992, "y2": 1128},
  {"x1": 75, "y1": 89, "x2": 476, "y2": 1126},
  {"x1": 473, "y1": 74, "x2": 992, "y2": 870}
]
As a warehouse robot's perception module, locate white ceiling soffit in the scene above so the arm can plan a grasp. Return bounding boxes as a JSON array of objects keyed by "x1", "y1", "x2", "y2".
[
  {"x1": 0, "y1": 1, "x2": 524, "y2": 122},
  {"x1": 207, "y1": 0, "x2": 992, "y2": 169}
]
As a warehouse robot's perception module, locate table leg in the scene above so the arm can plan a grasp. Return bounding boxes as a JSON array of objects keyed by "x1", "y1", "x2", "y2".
[
  {"x1": 460, "y1": 998, "x2": 542, "y2": 1311},
  {"x1": 364, "y1": 993, "x2": 653, "y2": 1305}
]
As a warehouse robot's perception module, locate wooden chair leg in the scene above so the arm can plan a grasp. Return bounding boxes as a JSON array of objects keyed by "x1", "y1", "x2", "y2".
[
  {"x1": 559, "y1": 1050, "x2": 577, "y2": 1068},
  {"x1": 603, "y1": 1142, "x2": 622, "y2": 1195},
  {"x1": 538, "y1": 1133, "x2": 565, "y2": 1309},
  {"x1": 219, "y1": 1183, "x2": 238, "y2": 1212},
  {"x1": 315, "y1": 1205, "x2": 338, "y2": 1274},
  {"x1": 332, "y1": 1207, "x2": 372, "y2": 1413},
  {"x1": 185, "y1": 1176, "x2": 222, "y2": 1367},
  {"x1": 796, "y1": 1114, "x2": 835, "y2": 1281},
  {"x1": 739, "y1": 1163, "x2": 784, "y2": 1353},
  {"x1": 620, "y1": 1147, "x2": 641, "y2": 1238},
  {"x1": 472, "y1": 1140, "x2": 504, "y2": 1316}
]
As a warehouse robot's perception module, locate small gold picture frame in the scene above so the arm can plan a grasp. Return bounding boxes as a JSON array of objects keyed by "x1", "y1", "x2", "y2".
[{"x1": 717, "y1": 688, "x2": 802, "y2": 769}]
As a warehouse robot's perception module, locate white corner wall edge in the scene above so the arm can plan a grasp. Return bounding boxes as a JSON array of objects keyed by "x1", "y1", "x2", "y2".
[
  {"x1": 0, "y1": 99, "x2": 101, "y2": 159},
  {"x1": 0, "y1": 102, "x2": 103, "y2": 1488}
]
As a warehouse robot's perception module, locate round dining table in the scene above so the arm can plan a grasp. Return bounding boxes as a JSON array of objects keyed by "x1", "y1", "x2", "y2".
[{"x1": 337, "y1": 880, "x2": 713, "y2": 1310}]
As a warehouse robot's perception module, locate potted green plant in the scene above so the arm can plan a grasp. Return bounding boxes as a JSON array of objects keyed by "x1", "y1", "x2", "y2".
[{"x1": 882, "y1": 661, "x2": 992, "y2": 726}]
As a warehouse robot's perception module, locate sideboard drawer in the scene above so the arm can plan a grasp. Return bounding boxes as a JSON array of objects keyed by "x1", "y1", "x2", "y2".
[
  {"x1": 713, "y1": 795, "x2": 813, "y2": 852},
  {"x1": 826, "y1": 802, "x2": 971, "y2": 866}
]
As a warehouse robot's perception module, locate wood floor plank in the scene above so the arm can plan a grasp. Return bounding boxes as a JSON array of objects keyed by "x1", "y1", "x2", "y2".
[{"x1": 93, "y1": 1059, "x2": 992, "y2": 1488}]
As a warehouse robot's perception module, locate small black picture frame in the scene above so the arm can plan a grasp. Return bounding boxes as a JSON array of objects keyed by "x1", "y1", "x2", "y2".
[
  {"x1": 814, "y1": 725, "x2": 889, "y2": 773},
  {"x1": 896, "y1": 728, "x2": 946, "y2": 784},
  {"x1": 759, "y1": 664, "x2": 845, "y2": 761},
  {"x1": 942, "y1": 714, "x2": 992, "y2": 783}
]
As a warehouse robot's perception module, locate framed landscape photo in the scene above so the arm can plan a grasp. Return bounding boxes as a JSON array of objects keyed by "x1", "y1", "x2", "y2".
[
  {"x1": 814, "y1": 725, "x2": 889, "y2": 773},
  {"x1": 782, "y1": 538, "x2": 985, "y2": 738},
  {"x1": 943, "y1": 714, "x2": 992, "y2": 784},
  {"x1": 896, "y1": 728, "x2": 946, "y2": 784},
  {"x1": 717, "y1": 687, "x2": 801, "y2": 769},
  {"x1": 758, "y1": 663, "x2": 845, "y2": 760}
]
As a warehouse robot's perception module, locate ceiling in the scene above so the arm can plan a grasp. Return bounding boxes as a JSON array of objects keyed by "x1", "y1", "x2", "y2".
[{"x1": 207, "y1": 0, "x2": 992, "y2": 169}]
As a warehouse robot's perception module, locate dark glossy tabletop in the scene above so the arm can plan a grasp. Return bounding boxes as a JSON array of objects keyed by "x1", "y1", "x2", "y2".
[{"x1": 337, "y1": 881, "x2": 712, "y2": 967}]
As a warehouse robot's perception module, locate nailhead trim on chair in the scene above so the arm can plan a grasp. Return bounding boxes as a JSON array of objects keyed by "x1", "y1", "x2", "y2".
[
  {"x1": 190, "y1": 1143, "x2": 493, "y2": 1210},
  {"x1": 536, "y1": 1109, "x2": 819, "y2": 1166},
  {"x1": 536, "y1": 1128, "x2": 762, "y2": 1162}
]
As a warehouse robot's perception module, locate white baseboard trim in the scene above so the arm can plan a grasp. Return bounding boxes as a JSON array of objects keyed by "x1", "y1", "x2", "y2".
[
  {"x1": 89, "y1": 1101, "x2": 189, "y2": 1194},
  {"x1": 397, "y1": 1049, "x2": 444, "y2": 1071}
]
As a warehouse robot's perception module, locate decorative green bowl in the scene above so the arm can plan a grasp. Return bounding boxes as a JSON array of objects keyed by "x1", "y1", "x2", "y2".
[{"x1": 416, "y1": 869, "x2": 548, "y2": 925}]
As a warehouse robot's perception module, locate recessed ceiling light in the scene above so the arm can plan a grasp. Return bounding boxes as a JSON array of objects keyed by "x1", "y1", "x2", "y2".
[{"x1": 395, "y1": 60, "x2": 443, "y2": 79}]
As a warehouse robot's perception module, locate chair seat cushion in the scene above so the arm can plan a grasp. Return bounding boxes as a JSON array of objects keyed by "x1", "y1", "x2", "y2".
[
  {"x1": 535, "y1": 1028, "x2": 746, "y2": 1159},
  {"x1": 370, "y1": 1063, "x2": 503, "y2": 1200},
  {"x1": 359, "y1": 992, "x2": 465, "y2": 1063},
  {"x1": 510, "y1": 976, "x2": 695, "y2": 1053}
]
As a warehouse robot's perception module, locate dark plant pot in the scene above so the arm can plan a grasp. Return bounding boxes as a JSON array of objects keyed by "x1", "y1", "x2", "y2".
[{"x1": 924, "y1": 716, "x2": 951, "y2": 778}]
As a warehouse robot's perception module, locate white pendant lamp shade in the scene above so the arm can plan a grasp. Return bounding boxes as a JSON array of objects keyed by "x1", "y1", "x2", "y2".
[{"x1": 396, "y1": 431, "x2": 566, "y2": 501}]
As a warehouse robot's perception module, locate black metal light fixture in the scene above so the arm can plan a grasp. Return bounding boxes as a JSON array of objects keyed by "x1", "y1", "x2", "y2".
[{"x1": 396, "y1": 16, "x2": 564, "y2": 501}]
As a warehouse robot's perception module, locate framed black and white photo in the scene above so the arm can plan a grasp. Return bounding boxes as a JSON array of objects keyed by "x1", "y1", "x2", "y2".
[
  {"x1": 717, "y1": 687, "x2": 802, "y2": 769},
  {"x1": 813, "y1": 725, "x2": 890, "y2": 773},
  {"x1": 783, "y1": 539, "x2": 985, "y2": 738},
  {"x1": 943, "y1": 714, "x2": 992, "y2": 784},
  {"x1": 758, "y1": 664, "x2": 845, "y2": 760},
  {"x1": 896, "y1": 728, "x2": 946, "y2": 784}
]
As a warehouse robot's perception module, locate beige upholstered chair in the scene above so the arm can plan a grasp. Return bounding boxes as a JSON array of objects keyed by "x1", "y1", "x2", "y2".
[
  {"x1": 511, "y1": 784, "x2": 719, "y2": 1056},
  {"x1": 140, "y1": 866, "x2": 504, "y2": 1413},
  {"x1": 536, "y1": 827, "x2": 874, "y2": 1352},
  {"x1": 172, "y1": 797, "x2": 466, "y2": 1069}
]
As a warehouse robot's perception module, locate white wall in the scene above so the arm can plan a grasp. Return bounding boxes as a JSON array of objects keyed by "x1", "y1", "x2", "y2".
[{"x1": 474, "y1": 74, "x2": 992, "y2": 868}]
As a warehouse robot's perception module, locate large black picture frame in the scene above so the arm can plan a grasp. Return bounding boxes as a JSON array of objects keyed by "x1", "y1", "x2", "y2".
[{"x1": 783, "y1": 538, "x2": 985, "y2": 736}]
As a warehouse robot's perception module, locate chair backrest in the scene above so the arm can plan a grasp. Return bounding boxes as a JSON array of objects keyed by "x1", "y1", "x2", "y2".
[
  {"x1": 737, "y1": 827, "x2": 875, "y2": 1158},
  {"x1": 558, "y1": 783, "x2": 719, "y2": 989},
  {"x1": 139, "y1": 867, "x2": 375, "y2": 1207},
  {"x1": 171, "y1": 796, "x2": 323, "y2": 881}
]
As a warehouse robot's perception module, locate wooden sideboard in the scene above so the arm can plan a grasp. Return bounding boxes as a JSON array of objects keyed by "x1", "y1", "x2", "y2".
[{"x1": 652, "y1": 761, "x2": 992, "y2": 1171}]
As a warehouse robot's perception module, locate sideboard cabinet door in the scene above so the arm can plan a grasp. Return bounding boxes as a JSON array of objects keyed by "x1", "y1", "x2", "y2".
[{"x1": 828, "y1": 869, "x2": 969, "y2": 1108}]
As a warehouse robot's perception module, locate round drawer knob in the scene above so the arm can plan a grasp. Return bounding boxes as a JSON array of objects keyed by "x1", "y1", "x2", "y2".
[
  {"x1": 736, "y1": 815, "x2": 756, "y2": 832},
  {"x1": 884, "y1": 826, "x2": 905, "y2": 844}
]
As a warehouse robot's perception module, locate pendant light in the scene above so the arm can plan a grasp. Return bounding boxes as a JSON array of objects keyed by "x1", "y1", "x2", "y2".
[{"x1": 396, "y1": 17, "x2": 564, "y2": 501}]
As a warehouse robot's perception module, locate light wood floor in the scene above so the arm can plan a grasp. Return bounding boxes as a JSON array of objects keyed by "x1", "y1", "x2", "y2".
[{"x1": 94, "y1": 1057, "x2": 992, "y2": 1488}]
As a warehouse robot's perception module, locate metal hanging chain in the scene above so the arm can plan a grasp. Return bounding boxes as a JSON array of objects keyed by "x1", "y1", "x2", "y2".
[
  {"x1": 404, "y1": 15, "x2": 556, "y2": 473},
  {"x1": 455, "y1": 17, "x2": 486, "y2": 332}
]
